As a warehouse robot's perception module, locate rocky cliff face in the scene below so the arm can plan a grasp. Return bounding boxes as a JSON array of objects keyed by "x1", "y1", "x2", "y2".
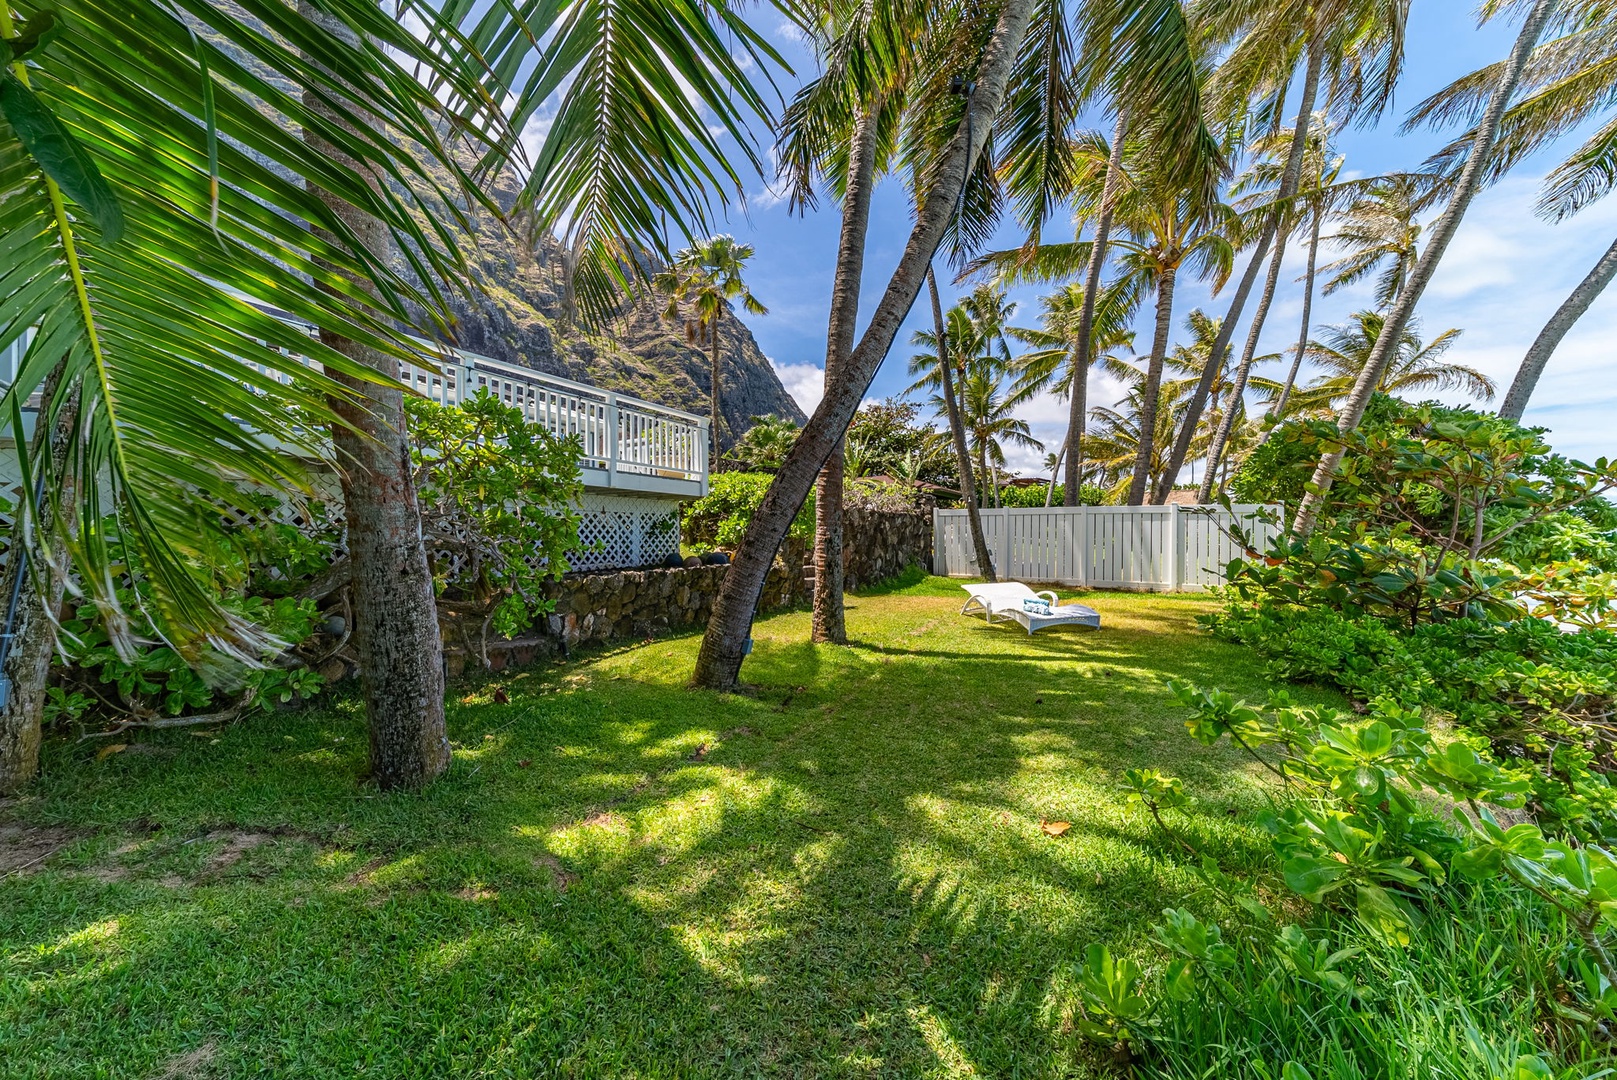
[{"x1": 420, "y1": 188, "x2": 806, "y2": 449}]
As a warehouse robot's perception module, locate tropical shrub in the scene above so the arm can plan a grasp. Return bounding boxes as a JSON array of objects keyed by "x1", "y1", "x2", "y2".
[
  {"x1": 683, "y1": 472, "x2": 815, "y2": 548},
  {"x1": 52, "y1": 392, "x2": 585, "y2": 730},
  {"x1": 1067, "y1": 687, "x2": 1612, "y2": 1078},
  {"x1": 995, "y1": 482, "x2": 1109, "y2": 507},
  {"x1": 407, "y1": 389, "x2": 584, "y2": 639}
]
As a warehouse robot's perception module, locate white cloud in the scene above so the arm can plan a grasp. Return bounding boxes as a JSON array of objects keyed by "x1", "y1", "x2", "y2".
[{"x1": 771, "y1": 357, "x2": 826, "y2": 413}]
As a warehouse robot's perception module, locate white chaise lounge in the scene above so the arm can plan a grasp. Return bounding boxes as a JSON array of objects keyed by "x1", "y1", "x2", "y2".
[{"x1": 960, "y1": 582, "x2": 1101, "y2": 635}]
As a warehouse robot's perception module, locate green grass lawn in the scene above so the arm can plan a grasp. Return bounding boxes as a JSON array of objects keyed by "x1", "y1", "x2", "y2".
[{"x1": 0, "y1": 578, "x2": 1344, "y2": 1079}]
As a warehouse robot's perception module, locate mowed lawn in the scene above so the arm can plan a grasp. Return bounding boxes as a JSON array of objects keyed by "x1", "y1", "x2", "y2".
[{"x1": 0, "y1": 578, "x2": 1343, "y2": 1079}]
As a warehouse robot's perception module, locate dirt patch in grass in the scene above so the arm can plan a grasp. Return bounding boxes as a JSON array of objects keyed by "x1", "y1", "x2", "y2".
[
  {"x1": 0, "y1": 822, "x2": 82, "y2": 874},
  {"x1": 150, "y1": 1041, "x2": 218, "y2": 1079},
  {"x1": 536, "y1": 854, "x2": 578, "y2": 891}
]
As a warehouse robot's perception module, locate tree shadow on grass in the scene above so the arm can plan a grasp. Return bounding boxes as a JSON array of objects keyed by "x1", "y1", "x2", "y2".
[{"x1": 3, "y1": 591, "x2": 1300, "y2": 1077}]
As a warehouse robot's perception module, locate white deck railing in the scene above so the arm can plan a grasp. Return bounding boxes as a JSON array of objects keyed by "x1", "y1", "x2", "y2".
[
  {"x1": 393, "y1": 349, "x2": 709, "y2": 492},
  {"x1": 2, "y1": 324, "x2": 712, "y2": 494},
  {"x1": 934, "y1": 504, "x2": 1284, "y2": 591}
]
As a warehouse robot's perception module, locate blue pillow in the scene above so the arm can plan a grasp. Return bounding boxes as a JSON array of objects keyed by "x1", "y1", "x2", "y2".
[{"x1": 1022, "y1": 598, "x2": 1052, "y2": 616}]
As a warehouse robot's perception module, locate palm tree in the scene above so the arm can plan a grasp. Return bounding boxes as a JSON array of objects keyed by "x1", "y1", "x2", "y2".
[
  {"x1": 778, "y1": 0, "x2": 921, "y2": 643},
  {"x1": 1270, "y1": 123, "x2": 1347, "y2": 420},
  {"x1": 1154, "y1": 0, "x2": 1415, "y2": 506},
  {"x1": 655, "y1": 235, "x2": 768, "y2": 460},
  {"x1": 910, "y1": 301, "x2": 995, "y2": 504},
  {"x1": 1084, "y1": 365, "x2": 1186, "y2": 502},
  {"x1": 959, "y1": 362, "x2": 1044, "y2": 508},
  {"x1": 0, "y1": 0, "x2": 503, "y2": 792},
  {"x1": 730, "y1": 416, "x2": 802, "y2": 471},
  {"x1": 1007, "y1": 278, "x2": 1141, "y2": 505},
  {"x1": 1077, "y1": 146, "x2": 1235, "y2": 503},
  {"x1": 1409, "y1": 0, "x2": 1617, "y2": 421},
  {"x1": 1296, "y1": 0, "x2": 1560, "y2": 535},
  {"x1": 1272, "y1": 312, "x2": 1496, "y2": 413},
  {"x1": 692, "y1": 0, "x2": 1231, "y2": 690},
  {"x1": 0, "y1": 0, "x2": 793, "y2": 790},
  {"x1": 1318, "y1": 173, "x2": 1448, "y2": 307}
]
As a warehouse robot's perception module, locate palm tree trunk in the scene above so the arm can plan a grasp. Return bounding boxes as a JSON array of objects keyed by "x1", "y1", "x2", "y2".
[
  {"x1": 1154, "y1": 40, "x2": 1322, "y2": 505},
  {"x1": 0, "y1": 368, "x2": 76, "y2": 795},
  {"x1": 1197, "y1": 232, "x2": 1289, "y2": 502},
  {"x1": 1045, "y1": 445, "x2": 1064, "y2": 507},
  {"x1": 1294, "y1": 0, "x2": 1557, "y2": 537},
  {"x1": 1501, "y1": 234, "x2": 1617, "y2": 421},
  {"x1": 301, "y1": 2, "x2": 447, "y2": 789},
  {"x1": 710, "y1": 327, "x2": 723, "y2": 460},
  {"x1": 1128, "y1": 266, "x2": 1177, "y2": 505},
  {"x1": 812, "y1": 107, "x2": 879, "y2": 645},
  {"x1": 1064, "y1": 110, "x2": 1128, "y2": 506},
  {"x1": 1269, "y1": 204, "x2": 1322, "y2": 423},
  {"x1": 932, "y1": 269, "x2": 996, "y2": 581},
  {"x1": 691, "y1": 0, "x2": 1035, "y2": 691}
]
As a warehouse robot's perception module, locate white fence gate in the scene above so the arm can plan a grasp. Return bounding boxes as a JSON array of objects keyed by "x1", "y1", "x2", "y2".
[{"x1": 932, "y1": 504, "x2": 1283, "y2": 591}]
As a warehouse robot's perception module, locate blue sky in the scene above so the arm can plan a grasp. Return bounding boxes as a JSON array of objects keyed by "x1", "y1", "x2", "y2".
[{"x1": 705, "y1": 5, "x2": 1616, "y2": 475}]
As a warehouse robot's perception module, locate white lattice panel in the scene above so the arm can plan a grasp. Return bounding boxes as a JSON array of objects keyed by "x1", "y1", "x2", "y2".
[{"x1": 570, "y1": 492, "x2": 683, "y2": 572}]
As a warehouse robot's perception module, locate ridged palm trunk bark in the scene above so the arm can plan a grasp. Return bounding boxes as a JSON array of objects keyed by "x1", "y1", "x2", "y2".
[
  {"x1": 931, "y1": 268, "x2": 996, "y2": 581},
  {"x1": 690, "y1": 0, "x2": 1036, "y2": 691},
  {"x1": 812, "y1": 109, "x2": 879, "y2": 644},
  {"x1": 1269, "y1": 204, "x2": 1323, "y2": 423},
  {"x1": 1197, "y1": 233, "x2": 1289, "y2": 502},
  {"x1": 1500, "y1": 234, "x2": 1617, "y2": 421},
  {"x1": 1064, "y1": 110, "x2": 1128, "y2": 505},
  {"x1": 301, "y1": 3, "x2": 447, "y2": 788},
  {"x1": 1295, "y1": 0, "x2": 1558, "y2": 536},
  {"x1": 1161, "y1": 42, "x2": 1321, "y2": 505},
  {"x1": 0, "y1": 370, "x2": 76, "y2": 795},
  {"x1": 1127, "y1": 266, "x2": 1178, "y2": 505}
]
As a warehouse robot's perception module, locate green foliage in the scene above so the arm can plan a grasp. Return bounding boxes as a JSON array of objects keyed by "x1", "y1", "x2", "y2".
[
  {"x1": 1203, "y1": 602, "x2": 1617, "y2": 840},
  {"x1": 683, "y1": 472, "x2": 814, "y2": 549},
  {"x1": 994, "y1": 482, "x2": 1109, "y2": 507},
  {"x1": 407, "y1": 389, "x2": 584, "y2": 638},
  {"x1": 726, "y1": 414, "x2": 799, "y2": 471},
  {"x1": 844, "y1": 399, "x2": 957, "y2": 490},
  {"x1": 1068, "y1": 685, "x2": 1607, "y2": 1076},
  {"x1": 48, "y1": 518, "x2": 332, "y2": 729}
]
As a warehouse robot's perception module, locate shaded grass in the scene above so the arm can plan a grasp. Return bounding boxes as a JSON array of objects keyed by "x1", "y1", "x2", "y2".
[{"x1": 0, "y1": 579, "x2": 1343, "y2": 1078}]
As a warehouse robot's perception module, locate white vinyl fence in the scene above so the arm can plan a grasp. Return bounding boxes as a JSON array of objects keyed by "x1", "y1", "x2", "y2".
[{"x1": 933, "y1": 504, "x2": 1284, "y2": 591}]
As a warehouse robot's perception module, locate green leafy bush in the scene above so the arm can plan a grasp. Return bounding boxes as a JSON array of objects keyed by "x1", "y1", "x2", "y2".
[
  {"x1": 995, "y1": 482, "x2": 1108, "y2": 507},
  {"x1": 683, "y1": 471, "x2": 815, "y2": 548},
  {"x1": 1067, "y1": 687, "x2": 1610, "y2": 1077},
  {"x1": 407, "y1": 388, "x2": 584, "y2": 638}
]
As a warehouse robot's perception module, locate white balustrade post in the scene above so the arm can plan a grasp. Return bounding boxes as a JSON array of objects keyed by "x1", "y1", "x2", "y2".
[
  {"x1": 605, "y1": 392, "x2": 620, "y2": 489},
  {"x1": 697, "y1": 417, "x2": 711, "y2": 496}
]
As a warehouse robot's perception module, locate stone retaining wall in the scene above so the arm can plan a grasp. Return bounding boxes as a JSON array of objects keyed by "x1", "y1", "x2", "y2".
[{"x1": 445, "y1": 508, "x2": 932, "y2": 667}]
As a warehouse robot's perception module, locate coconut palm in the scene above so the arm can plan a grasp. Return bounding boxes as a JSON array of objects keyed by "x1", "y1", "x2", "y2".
[
  {"x1": 654, "y1": 235, "x2": 768, "y2": 459},
  {"x1": 910, "y1": 302, "x2": 996, "y2": 507},
  {"x1": 778, "y1": 0, "x2": 924, "y2": 641},
  {"x1": 1154, "y1": 0, "x2": 1416, "y2": 506},
  {"x1": 1409, "y1": 0, "x2": 1617, "y2": 421},
  {"x1": 0, "y1": 0, "x2": 515, "y2": 793},
  {"x1": 1084, "y1": 366, "x2": 1186, "y2": 502},
  {"x1": 1317, "y1": 173, "x2": 1449, "y2": 307},
  {"x1": 1296, "y1": 0, "x2": 1560, "y2": 535},
  {"x1": 692, "y1": 0, "x2": 1240, "y2": 690},
  {"x1": 0, "y1": 0, "x2": 796, "y2": 787},
  {"x1": 1272, "y1": 312, "x2": 1497, "y2": 413},
  {"x1": 1078, "y1": 145, "x2": 1236, "y2": 503},
  {"x1": 730, "y1": 415, "x2": 802, "y2": 471},
  {"x1": 959, "y1": 364, "x2": 1044, "y2": 509},
  {"x1": 1007, "y1": 278, "x2": 1141, "y2": 505}
]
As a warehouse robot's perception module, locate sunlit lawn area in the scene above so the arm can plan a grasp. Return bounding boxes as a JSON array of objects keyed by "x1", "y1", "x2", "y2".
[{"x1": 0, "y1": 577, "x2": 1345, "y2": 1078}]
